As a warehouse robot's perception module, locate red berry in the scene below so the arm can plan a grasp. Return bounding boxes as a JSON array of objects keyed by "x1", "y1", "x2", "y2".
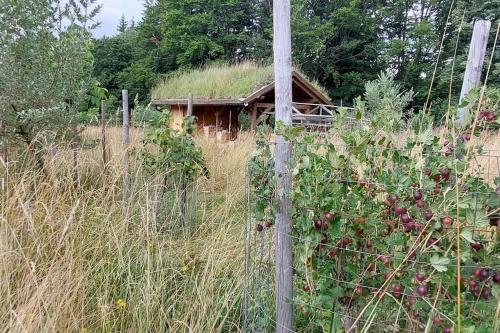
[
  {"x1": 470, "y1": 242, "x2": 483, "y2": 251},
  {"x1": 314, "y1": 219, "x2": 323, "y2": 230},
  {"x1": 388, "y1": 194, "x2": 398, "y2": 204},
  {"x1": 415, "y1": 200, "x2": 425, "y2": 209},
  {"x1": 443, "y1": 327, "x2": 452, "y2": 333},
  {"x1": 355, "y1": 286, "x2": 363, "y2": 296},
  {"x1": 414, "y1": 190, "x2": 423, "y2": 200},
  {"x1": 408, "y1": 295, "x2": 417, "y2": 305},
  {"x1": 303, "y1": 283, "x2": 311, "y2": 292},
  {"x1": 486, "y1": 111, "x2": 497, "y2": 122},
  {"x1": 439, "y1": 168, "x2": 450, "y2": 177},
  {"x1": 416, "y1": 285, "x2": 428, "y2": 296},
  {"x1": 433, "y1": 186, "x2": 442, "y2": 195},
  {"x1": 479, "y1": 269, "x2": 489, "y2": 280},
  {"x1": 400, "y1": 213, "x2": 411, "y2": 224},
  {"x1": 256, "y1": 224, "x2": 264, "y2": 232},
  {"x1": 265, "y1": 221, "x2": 273, "y2": 228},
  {"x1": 424, "y1": 210, "x2": 434, "y2": 221},
  {"x1": 468, "y1": 280, "x2": 478, "y2": 288},
  {"x1": 327, "y1": 248, "x2": 338, "y2": 258},
  {"x1": 392, "y1": 284, "x2": 403, "y2": 298},
  {"x1": 433, "y1": 316, "x2": 443, "y2": 325},
  {"x1": 463, "y1": 133, "x2": 471, "y2": 141},
  {"x1": 473, "y1": 268, "x2": 482, "y2": 278},
  {"x1": 415, "y1": 273, "x2": 426, "y2": 283},
  {"x1": 394, "y1": 206, "x2": 407, "y2": 215},
  {"x1": 442, "y1": 216, "x2": 453, "y2": 226},
  {"x1": 324, "y1": 212, "x2": 334, "y2": 222},
  {"x1": 493, "y1": 272, "x2": 500, "y2": 284},
  {"x1": 481, "y1": 287, "x2": 491, "y2": 299}
]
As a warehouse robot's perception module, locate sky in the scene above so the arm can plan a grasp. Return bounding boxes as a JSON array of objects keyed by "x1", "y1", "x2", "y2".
[{"x1": 94, "y1": 0, "x2": 145, "y2": 38}]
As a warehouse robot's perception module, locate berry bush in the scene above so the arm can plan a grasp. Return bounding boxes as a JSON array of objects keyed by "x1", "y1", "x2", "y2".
[{"x1": 247, "y1": 121, "x2": 499, "y2": 332}]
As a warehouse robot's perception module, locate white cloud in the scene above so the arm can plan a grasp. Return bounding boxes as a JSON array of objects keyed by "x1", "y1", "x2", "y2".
[{"x1": 94, "y1": 0, "x2": 145, "y2": 37}]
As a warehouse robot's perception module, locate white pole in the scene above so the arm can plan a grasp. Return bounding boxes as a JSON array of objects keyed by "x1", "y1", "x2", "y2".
[
  {"x1": 457, "y1": 19, "x2": 491, "y2": 125},
  {"x1": 273, "y1": 0, "x2": 293, "y2": 331}
]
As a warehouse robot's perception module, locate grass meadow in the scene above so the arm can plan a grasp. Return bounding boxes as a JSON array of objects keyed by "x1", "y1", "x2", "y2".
[{"x1": 1, "y1": 127, "x2": 499, "y2": 332}]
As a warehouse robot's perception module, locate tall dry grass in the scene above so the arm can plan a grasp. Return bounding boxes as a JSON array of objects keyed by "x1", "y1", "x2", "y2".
[{"x1": 0, "y1": 127, "x2": 255, "y2": 333}]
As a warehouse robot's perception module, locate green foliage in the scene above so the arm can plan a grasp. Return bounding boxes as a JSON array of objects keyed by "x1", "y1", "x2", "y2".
[
  {"x1": 237, "y1": 109, "x2": 251, "y2": 131},
  {"x1": 249, "y1": 107, "x2": 499, "y2": 333},
  {"x1": 91, "y1": 0, "x2": 499, "y2": 114},
  {"x1": 134, "y1": 104, "x2": 163, "y2": 126},
  {"x1": 354, "y1": 73, "x2": 414, "y2": 131},
  {"x1": 142, "y1": 111, "x2": 208, "y2": 183},
  {"x1": 0, "y1": 0, "x2": 99, "y2": 153}
]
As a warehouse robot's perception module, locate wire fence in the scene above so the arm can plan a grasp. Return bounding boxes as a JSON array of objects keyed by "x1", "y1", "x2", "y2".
[{"x1": 244, "y1": 134, "x2": 500, "y2": 333}]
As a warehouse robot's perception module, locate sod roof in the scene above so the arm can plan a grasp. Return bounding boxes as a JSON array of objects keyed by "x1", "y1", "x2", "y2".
[{"x1": 151, "y1": 62, "x2": 328, "y2": 102}]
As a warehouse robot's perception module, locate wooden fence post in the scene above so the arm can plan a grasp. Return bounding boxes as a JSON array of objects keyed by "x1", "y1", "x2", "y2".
[
  {"x1": 122, "y1": 90, "x2": 131, "y2": 202},
  {"x1": 273, "y1": 0, "x2": 294, "y2": 331},
  {"x1": 101, "y1": 99, "x2": 108, "y2": 172},
  {"x1": 1, "y1": 122, "x2": 7, "y2": 199},
  {"x1": 457, "y1": 19, "x2": 491, "y2": 125}
]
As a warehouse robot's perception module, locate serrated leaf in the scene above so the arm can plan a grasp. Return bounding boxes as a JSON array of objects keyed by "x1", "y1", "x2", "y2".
[
  {"x1": 460, "y1": 227, "x2": 475, "y2": 243},
  {"x1": 430, "y1": 254, "x2": 450, "y2": 272}
]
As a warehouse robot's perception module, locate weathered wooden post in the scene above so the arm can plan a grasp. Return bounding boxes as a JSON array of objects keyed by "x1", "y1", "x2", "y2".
[
  {"x1": 101, "y1": 99, "x2": 108, "y2": 172},
  {"x1": 187, "y1": 93, "x2": 193, "y2": 117},
  {"x1": 68, "y1": 99, "x2": 79, "y2": 186},
  {"x1": 122, "y1": 90, "x2": 131, "y2": 202},
  {"x1": 1, "y1": 122, "x2": 7, "y2": 198},
  {"x1": 273, "y1": 0, "x2": 294, "y2": 331},
  {"x1": 457, "y1": 19, "x2": 491, "y2": 125}
]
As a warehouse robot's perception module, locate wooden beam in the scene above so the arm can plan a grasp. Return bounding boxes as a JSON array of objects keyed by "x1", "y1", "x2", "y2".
[{"x1": 273, "y1": 0, "x2": 293, "y2": 331}]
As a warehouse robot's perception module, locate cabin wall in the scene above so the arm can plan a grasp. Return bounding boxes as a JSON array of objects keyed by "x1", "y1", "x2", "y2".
[{"x1": 168, "y1": 105, "x2": 241, "y2": 138}]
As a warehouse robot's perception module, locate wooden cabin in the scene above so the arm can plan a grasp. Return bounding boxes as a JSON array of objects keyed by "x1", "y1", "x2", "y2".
[{"x1": 150, "y1": 63, "x2": 331, "y2": 138}]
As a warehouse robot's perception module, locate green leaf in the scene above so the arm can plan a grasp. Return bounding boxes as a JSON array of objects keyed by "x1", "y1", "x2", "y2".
[
  {"x1": 460, "y1": 227, "x2": 475, "y2": 244},
  {"x1": 430, "y1": 254, "x2": 450, "y2": 272},
  {"x1": 492, "y1": 285, "x2": 500, "y2": 300}
]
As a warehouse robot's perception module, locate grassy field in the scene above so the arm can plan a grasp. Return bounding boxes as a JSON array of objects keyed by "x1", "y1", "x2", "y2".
[
  {"x1": 1, "y1": 127, "x2": 255, "y2": 333},
  {"x1": 1, "y1": 127, "x2": 499, "y2": 332}
]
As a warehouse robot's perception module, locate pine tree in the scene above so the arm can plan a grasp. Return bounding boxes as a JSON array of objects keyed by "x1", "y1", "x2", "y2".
[{"x1": 117, "y1": 14, "x2": 128, "y2": 33}]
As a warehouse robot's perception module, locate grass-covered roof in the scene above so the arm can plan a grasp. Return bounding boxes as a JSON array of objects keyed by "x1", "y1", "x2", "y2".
[
  {"x1": 152, "y1": 63, "x2": 275, "y2": 101},
  {"x1": 151, "y1": 62, "x2": 328, "y2": 101}
]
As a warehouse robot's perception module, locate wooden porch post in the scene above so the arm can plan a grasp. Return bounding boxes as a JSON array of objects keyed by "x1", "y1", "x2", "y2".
[{"x1": 250, "y1": 104, "x2": 257, "y2": 131}]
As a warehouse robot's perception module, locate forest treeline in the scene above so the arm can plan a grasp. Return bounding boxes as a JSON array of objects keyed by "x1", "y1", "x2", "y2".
[{"x1": 94, "y1": 0, "x2": 499, "y2": 119}]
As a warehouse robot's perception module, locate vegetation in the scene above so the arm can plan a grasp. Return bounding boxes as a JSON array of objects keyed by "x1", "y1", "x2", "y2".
[
  {"x1": 248, "y1": 81, "x2": 500, "y2": 332},
  {"x1": 1, "y1": 1, "x2": 499, "y2": 332},
  {"x1": 93, "y1": 0, "x2": 499, "y2": 121},
  {"x1": 0, "y1": 127, "x2": 255, "y2": 332},
  {"x1": 152, "y1": 63, "x2": 275, "y2": 100}
]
